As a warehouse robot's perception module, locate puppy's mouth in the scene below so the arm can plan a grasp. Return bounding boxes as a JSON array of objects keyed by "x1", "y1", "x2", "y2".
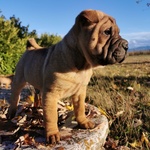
[
  {"x1": 98, "y1": 38, "x2": 128, "y2": 65},
  {"x1": 112, "y1": 49, "x2": 127, "y2": 63}
]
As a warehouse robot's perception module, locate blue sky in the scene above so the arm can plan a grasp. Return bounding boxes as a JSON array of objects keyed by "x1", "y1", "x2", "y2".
[{"x1": 0, "y1": 0, "x2": 150, "y2": 49}]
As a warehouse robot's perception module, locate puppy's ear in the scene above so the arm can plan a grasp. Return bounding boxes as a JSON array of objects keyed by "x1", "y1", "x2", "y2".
[{"x1": 77, "y1": 10, "x2": 99, "y2": 26}]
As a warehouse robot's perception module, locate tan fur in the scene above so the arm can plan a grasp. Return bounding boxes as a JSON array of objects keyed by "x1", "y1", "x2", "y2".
[{"x1": 8, "y1": 9, "x2": 128, "y2": 144}]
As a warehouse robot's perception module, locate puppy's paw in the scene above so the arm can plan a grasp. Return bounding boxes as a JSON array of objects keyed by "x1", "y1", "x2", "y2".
[
  {"x1": 79, "y1": 120, "x2": 95, "y2": 129},
  {"x1": 46, "y1": 132, "x2": 60, "y2": 144}
]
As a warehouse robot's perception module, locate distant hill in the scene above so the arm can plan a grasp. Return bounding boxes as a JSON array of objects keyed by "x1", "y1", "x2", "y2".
[{"x1": 129, "y1": 46, "x2": 150, "y2": 51}]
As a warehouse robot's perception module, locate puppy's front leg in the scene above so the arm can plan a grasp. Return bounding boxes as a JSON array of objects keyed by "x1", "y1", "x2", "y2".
[
  {"x1": 72, "y1": 86, "x2": 95, "y2": 129},
  {"x1": 42, "y1": 90, "x2": 60, "y2": 144}
]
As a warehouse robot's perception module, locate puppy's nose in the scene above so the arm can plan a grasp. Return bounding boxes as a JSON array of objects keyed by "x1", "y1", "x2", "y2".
[{"x1": 122, "y1": 40, "x2": 128, "y2": 51}]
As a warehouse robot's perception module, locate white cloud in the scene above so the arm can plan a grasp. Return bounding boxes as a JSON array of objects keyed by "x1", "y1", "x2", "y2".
[{"x1": 121, "y1": 32, "x2": 150, "y2": 48}]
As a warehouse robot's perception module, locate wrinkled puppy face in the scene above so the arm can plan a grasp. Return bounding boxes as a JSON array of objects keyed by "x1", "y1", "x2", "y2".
[{"x1": 75, "y1": 10, "x2": 128, "y2": 66}]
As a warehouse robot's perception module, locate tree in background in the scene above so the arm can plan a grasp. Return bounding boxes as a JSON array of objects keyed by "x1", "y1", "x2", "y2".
[
  {"x1": 10, "y1": 15, "x2": 37, "y2": 39},
  {"x1": 37, "y1": 33, "x2": 62, "y2": 47},
  {"x1": 0, "y1": 15, "x2": 31, "y2": 74},
  {"x1": 136, "y1": 0, "x2": 150, "y2": 6},
  {"x1": 0, "y1": 12, "x2": 62, "y2": 75}
]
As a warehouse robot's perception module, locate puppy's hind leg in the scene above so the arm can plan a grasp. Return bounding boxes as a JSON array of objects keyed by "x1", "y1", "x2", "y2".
[{"x1": 7, "y1": 75, "x2": 26, "y2": 119}]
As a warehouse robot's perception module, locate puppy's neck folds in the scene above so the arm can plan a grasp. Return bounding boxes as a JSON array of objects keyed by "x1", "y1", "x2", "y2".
[{"x1": 64, "y1": 33, "x2": 93, "y2": 71}]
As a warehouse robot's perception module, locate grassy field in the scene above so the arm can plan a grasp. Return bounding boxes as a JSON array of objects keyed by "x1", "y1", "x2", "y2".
[{"x1": 86, "y1": 54, "x2": 150, "y2": 149}]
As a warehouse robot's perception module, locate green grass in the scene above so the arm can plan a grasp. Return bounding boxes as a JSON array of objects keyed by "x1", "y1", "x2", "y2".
[{"x1": 86, "y1": 54, "x2": 150, "y2": 149}]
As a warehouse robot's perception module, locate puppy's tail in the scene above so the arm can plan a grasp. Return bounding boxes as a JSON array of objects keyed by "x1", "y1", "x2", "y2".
[{"x1": 26, "y1": 38, "x2": 43, "y2": 50}]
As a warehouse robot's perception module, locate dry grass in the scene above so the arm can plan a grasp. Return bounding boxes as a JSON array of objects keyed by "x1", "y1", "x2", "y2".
[{"x1": 86, "y1": 54, "x2": 150, "y2": 149}]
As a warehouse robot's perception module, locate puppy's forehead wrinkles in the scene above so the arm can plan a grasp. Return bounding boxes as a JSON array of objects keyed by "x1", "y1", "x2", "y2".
[
  {"x1": 95, "y1": 10, "x2": 105, "y2": 21},
  {"x1": 89, "y1": 10, "x2": 120, "y2": 35}
]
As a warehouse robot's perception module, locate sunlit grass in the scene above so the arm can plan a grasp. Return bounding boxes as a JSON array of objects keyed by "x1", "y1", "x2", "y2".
[{"x1": 86, "y1": 54, "x2": 150, "y2": 149}]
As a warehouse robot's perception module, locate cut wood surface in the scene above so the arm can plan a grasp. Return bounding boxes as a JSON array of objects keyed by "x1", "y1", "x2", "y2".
[{"x1": 0, "y1": 86, "x2": 109, "y2": 150}]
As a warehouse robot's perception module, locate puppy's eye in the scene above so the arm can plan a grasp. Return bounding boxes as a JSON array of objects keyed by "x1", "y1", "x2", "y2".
[{"x1": 104, "y1": 28, "x2": 111, "y2": 35}]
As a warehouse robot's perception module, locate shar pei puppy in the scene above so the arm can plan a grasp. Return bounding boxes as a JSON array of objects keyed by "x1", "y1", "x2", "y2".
[{"x1": 8, "y1": 9, "x2": 128, "y2": 144}]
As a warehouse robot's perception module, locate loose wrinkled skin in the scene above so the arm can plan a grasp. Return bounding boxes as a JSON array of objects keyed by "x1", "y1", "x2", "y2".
[{"x1": 8, "y1": 9, "x2": 128, "y2": 144}]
